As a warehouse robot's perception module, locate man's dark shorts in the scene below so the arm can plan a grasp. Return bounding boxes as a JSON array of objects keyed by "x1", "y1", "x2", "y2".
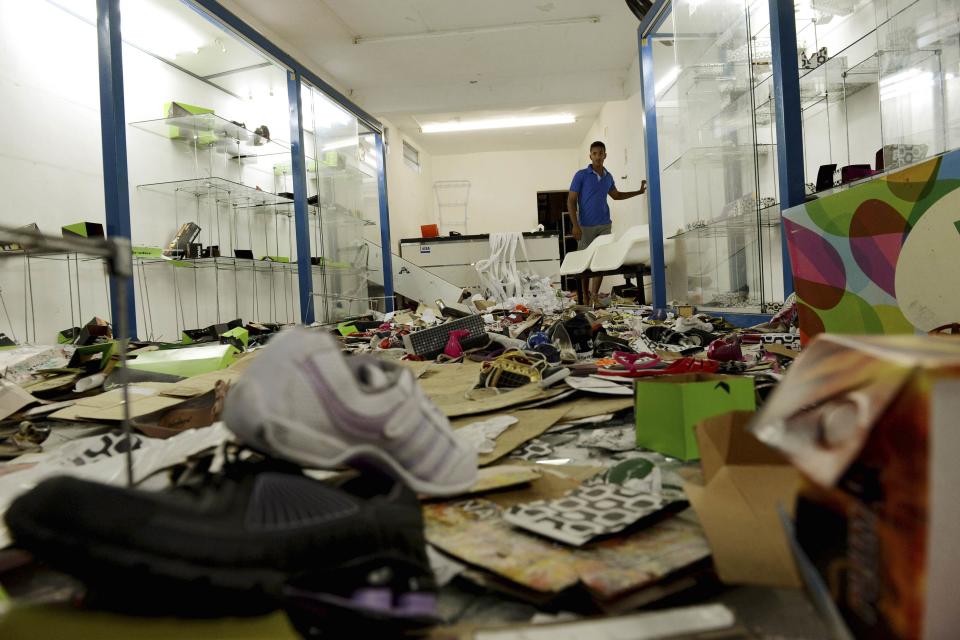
[{"x1": 578, "y1": 223, "x2": 612, "y2": 250}]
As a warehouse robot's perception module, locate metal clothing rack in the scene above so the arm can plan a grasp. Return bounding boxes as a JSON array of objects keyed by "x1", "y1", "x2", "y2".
[
  {"x1": 433, "y1": 180, "x2": 470, "y2": 235},
  {"x1": 0, "y1": 224, "x2": 137, "y2": 486}
]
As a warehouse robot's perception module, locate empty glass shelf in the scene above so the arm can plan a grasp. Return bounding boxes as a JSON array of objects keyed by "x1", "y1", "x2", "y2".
[
  {"x1": 662, "y1": 144, "x2": 774, "y2": 172},
  {"x1": 137, "y1": 177, "x2": 294, "y2": 208},
  {"x1": 668, "y1": 203, "x2": 781, "y2": 239},
  {"x1": 129, "y1": 113, "x2": 289, "y2": 157}
]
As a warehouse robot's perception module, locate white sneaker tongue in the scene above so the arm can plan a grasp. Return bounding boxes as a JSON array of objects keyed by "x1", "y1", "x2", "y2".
[{"x1": 360, "y1": 363, "x2": 391, "y2": 390}]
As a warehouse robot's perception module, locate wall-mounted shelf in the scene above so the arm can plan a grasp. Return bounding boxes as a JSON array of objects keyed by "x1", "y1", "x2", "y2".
[
  {"x1": 138, "y1": 177, "x2": 294, "y2": 208},
  {"x1": 129, "y1": 113, "x2": 289, "y2": 157}
]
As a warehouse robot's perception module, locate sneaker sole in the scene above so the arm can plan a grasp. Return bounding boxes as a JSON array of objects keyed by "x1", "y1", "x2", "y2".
[
  {"x1": 259, "y1": 421, "x2": 475, "y2": 498},
  {"x1": 8, "y1": 506, "x2": 430, "y2": 608}
]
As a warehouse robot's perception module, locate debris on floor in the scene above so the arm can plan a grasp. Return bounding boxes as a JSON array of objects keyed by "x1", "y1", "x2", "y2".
[{"x1": 0, "y1": 295, "x2": 855, "y2": 638}]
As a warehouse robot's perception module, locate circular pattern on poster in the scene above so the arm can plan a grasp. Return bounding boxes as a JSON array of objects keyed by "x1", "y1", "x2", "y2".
[
  {"x1": 895, "y1": 189, "x2": 960, "y2": 331},
  {"x1": 785, "y1": 220, "x2": 846, "y2": 310},
  {"x1": 849, "y1": 199, "x2": 908, "y2": 298}
]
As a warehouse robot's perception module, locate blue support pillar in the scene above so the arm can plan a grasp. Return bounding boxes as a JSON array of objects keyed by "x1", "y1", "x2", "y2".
[
  {"x1": 96, "y1": 0, "x2": 136, "y2": 339},
  {"x1": 374, "y1": 133, "x2": 395, "y2": 312},
  {"x1": 639, "y1": 33, "x2": 667, "y2": 308},
  {"x1": 287, "y1": 71, "x2": 315, "y2": 324},
  {"x1": 769, "y1": 0, "x2": 803, "y2": 296}
]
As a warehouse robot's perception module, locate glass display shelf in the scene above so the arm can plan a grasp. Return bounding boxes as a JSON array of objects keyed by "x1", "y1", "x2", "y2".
[
  {"x1": 134, "y1": 256, "x2": 297, "y2": 272},
  {"x1": 312, "y1": 292, "x2": 388, "y2": 304},
  {"x1": 138, "y1": 177, "x2": 294, "y2": 208},
  {"x1": 1, "y1": 251, "x2": 106, "y2": 263},
  {"x1": 668, "y1": 203, "x2": 781, "y2": 240},
  {"x1": 295, "y1": 203, "x2": 376, "y2": 226},
  {"x1": 300, "y1": 160, "x2": 375, "y2": 180},
  {"x1": 128, "y1": 114, "x2": 289, "y2": 157},
  {"x1": 662, "y1": 144, "x2": 775, "y2": 172}
]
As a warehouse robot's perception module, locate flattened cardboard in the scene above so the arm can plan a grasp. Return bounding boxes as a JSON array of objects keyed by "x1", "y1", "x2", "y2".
[
  {"x1": 160, "y1": 365, "x2": 246, "y2": 398},
  {"x1": 561, "y1": 397, "x2": 634, "y2": 421},
  {"x1": 424, "y1": 501, "x2": 709, "y2": 599},
  {"x1": 453, "y1": 407, "x2": 569, "y2": 466},
  {"x1": 48, "y1": 383, "x2": 184, "y2": 422},
  {"x1": 635, "y1": 374, "x2": 756, "y2": 460},
  {"x1": 682, "y1": 411, "x2": 801, "y2": 588},
  {"x1": 443, "y1": 465, "x2": 542, "y2": 499},
  {"x1": 0, "y1": 380, "x2": 39, "y2": 420}
]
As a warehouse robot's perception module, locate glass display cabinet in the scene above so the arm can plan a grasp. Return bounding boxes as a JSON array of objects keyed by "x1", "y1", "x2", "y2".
[
  {"x1": 297, "y1": 83, "x2": 385, "y2": 324},
  {"x1": 122, "y1": 0, "x2": 297, "y2": 340},
  {"x1": 794, "y1": 0, "x2": 960, "y2": 195},
  {"x1": 2, "y1": 0, "x2": 393, "y2": 342},
  {"x1": 652, "y1": 0, "x2": 784, "y2": 312},
  {"x1": 644, "y1": 0, "x2": 959, "y2": 313}
]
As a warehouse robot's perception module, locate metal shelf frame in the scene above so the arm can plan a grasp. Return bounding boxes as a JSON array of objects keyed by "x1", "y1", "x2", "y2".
[
  {"x1": 639, "y1": 0, "x2": 804, "y2": 309},
  {"x1": 85, "y1": 0, "x2": 394, "y2": 338}
]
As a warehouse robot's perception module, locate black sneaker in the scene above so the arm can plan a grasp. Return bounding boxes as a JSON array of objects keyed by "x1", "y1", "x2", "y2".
[{"x1": 4, "y1": 453, "x2": 437, "y2": 621}]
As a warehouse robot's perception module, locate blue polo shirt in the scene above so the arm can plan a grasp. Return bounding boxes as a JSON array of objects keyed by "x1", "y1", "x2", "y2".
[{"x1": 569, "y1": 164, "x2": 615, "y2": 226}]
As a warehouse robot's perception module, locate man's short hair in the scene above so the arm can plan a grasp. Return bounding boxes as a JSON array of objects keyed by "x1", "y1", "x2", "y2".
[{"x1": 590, "y1": 141, "x2": 606, "y2": 152}]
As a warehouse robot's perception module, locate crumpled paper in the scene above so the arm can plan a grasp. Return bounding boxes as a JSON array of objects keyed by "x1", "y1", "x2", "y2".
[{"x1": 455, "y1": 415, "x2": 518, "y2": 454}]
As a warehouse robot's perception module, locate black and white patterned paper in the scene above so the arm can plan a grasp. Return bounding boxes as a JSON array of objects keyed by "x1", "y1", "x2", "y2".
[{"x1": 503, "y1": 483, "x2": 665, "y2": 546}]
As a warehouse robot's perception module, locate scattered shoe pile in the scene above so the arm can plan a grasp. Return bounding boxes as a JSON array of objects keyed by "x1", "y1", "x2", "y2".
[{"x1": 5, "y1": 326, "x2": 477, "y2": 630}]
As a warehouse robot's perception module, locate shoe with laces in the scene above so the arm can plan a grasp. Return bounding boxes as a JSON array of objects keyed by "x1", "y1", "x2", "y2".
[
  {"x1": 223, "y1": 327, "x2": 476, "y2": 496},
  {"x1": 4, "y1": 454, "x2": 438, "y2": 621}
]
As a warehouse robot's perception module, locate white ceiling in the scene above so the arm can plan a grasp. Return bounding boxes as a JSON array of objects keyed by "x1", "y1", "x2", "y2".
[{"x1": 221, "y1": 0, "x2": 645, "y2": 154}]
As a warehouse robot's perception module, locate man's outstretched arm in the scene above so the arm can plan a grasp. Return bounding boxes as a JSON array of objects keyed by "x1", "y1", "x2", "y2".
[{"x1": 609, "y1": 180, "x2": 647, "y2": 200}]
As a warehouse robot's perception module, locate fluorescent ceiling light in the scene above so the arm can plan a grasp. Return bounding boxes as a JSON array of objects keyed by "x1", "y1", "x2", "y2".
[
  {"x1": 655, "y1": 66, "x2": 681, "y2": 97},
  {"x1": 421, "y1": 114, "x2": 575, "y2": 134}
]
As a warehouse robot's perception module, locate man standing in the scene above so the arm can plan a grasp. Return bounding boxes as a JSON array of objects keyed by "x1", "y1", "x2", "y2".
[{"x1": 567, "y1": 141, "x2": 647, "y2": 305}]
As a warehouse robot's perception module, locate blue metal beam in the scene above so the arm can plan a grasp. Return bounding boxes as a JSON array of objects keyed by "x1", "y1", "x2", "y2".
[
  {"x1": 769, "y1": 0, "x2": 802, "y2": 296},
  {"x1": 188, "y1": 0, "x2": 382, "y2": 133},
  {"x1": 374, "y1": 133, "x2": 395, "y2": 312},
  {"x1": 96, "y1": 0, "x2": 137, "y2": 339},
  {"x1": 639, "y1": 34, "x2": 667, "y2": 308},
  {"x1": 639, "y1": 0, "x2": 671, "y2": 37},
  {"x1": 287, "y1": 71, "x2": 315, "y2": 325}
]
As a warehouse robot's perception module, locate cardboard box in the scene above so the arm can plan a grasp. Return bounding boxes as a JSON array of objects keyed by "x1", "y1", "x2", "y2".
[
  {"x1": 751, "y1": 334, "x2": 960, "y2": 639},
  {"x1": 61, "y1": 222, "x2": 104, "y2": 238},
  {"x1": 124, "y1": 343, "x2": 237, "y2": 377},
  {"x1": 634, "y1": 374, "x2": 756, "y2": 460},
  {"x1": 164, "y1": 101, "x2": 216, "y2": 144},
  {"x1": 683, "y1": 411, "x2": 801, "y2": 588}
]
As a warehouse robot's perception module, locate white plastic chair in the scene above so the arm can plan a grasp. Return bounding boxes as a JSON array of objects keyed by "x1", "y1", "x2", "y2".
[
  {"x1": 559, "y1": 233, "x2": 614, "y2": 276},
  {"x1": 588, "y1": 224, "x2": 675, "y2": 272}
]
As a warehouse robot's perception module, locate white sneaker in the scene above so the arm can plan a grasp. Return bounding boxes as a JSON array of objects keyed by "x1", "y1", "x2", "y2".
[{"x1": 223, "y1": 327, "x2": 477, "y2": 496}]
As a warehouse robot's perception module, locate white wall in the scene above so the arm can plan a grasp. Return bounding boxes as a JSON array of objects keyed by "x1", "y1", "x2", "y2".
[
  {"x1": 429, "y1": 149, "x2": 579, "y2": 235},
  {"x1": 381, "y1": 120, "x2": 435, "y2": 248},
  {"x1": 0, "y1": 0, "x2": 110, "y2": 344}
]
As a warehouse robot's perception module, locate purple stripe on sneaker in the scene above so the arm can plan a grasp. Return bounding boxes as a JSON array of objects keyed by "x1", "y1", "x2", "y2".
[
  {"x1": 299, "y1": 357, "x2": 395, "y2": 437},
  {"x1": 352, "y1": 588, "x2": 393, "y2": 612},
  {"x1": 299, "y1": 355, "x2": 463, "y2": 482},
  {"x1": 397, "y1": 592, "x2": 437, "y2": 617}
]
